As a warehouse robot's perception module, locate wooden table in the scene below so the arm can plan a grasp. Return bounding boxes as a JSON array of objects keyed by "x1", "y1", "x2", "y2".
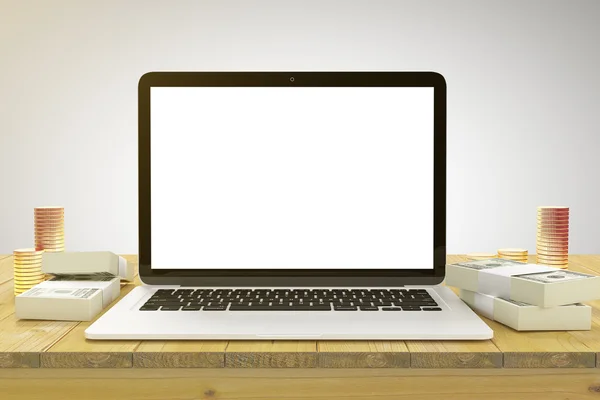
[{"x1": 1, "y1": 254, "x2": 599, "y2": 399}]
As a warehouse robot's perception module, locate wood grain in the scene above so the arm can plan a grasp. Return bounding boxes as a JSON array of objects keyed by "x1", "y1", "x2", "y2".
[
  {"x1": 134, "y1": 341, "x2": 226, "y2": 368},
  {"x1": 225, "y1": 341, "x2": 318, "y2": 368},
  {"x1": 317, "y1": 341, "x2": 410, "y2": 368},
  {"x1": 1, "y1": 368, "x2": 600, "y2": 400},
  {"x1": 40, "y1": 352, "x2": 132, "y2": 368},
  {"x1": 408, "y1": 340, "x2": 503, "y2": 368},
  {"x1": 0, "y1": 352, "x2": 39, "y2": 368}
]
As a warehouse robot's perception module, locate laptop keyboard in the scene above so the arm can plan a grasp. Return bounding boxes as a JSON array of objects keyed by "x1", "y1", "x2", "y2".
[{"x1": 139, "y1": 289, "x2": 441, "y2": 311}]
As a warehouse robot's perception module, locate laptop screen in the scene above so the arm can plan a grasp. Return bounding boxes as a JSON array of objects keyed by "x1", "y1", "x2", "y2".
[{"x1": 150, "y1": 86, "x2": 433, "y2": 270}]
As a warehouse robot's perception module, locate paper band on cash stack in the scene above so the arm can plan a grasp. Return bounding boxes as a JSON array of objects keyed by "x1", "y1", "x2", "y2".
[{"x1": 446, "y1": 258, "x2": 600, "y2": 307}]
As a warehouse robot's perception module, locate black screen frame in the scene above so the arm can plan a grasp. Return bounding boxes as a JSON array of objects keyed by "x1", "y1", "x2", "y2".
[{"x1": 139, "y1": 71, "x2": 446, "y2": 287}]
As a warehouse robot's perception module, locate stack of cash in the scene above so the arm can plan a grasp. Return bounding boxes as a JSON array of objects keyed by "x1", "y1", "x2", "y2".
[
  {"x1": 42, "y1": 251, "x2": 134, "y2": 281},
  {"x1": 446, "y1": 258, "x2": 600, "y2": 331},
  {"x1": 15, "y1": 274, "x2": 120, "y2": 321}
]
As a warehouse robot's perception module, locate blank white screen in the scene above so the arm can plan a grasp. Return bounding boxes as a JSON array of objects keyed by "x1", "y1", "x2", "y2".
[{"x1": 151, "y1": 87, "x2": 433, "y2": 269}]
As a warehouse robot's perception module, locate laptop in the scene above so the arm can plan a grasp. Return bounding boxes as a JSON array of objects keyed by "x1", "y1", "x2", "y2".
[{"x1": 85, "y1": 71, "x2": 492, "y2": 340}]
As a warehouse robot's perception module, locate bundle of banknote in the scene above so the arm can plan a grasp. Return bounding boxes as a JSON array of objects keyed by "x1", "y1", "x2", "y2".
[
  {"x1": 460, "y1": 289, "x2": 591, "y2": 331},
  {"x1": 446, "y1": 258, "x2": 600, "y2": 309},
  {"x1": 42, "y1": 251, "x2": 134, "y2": 281},
  {"x1": 15, "y1": 275, "x2": 120, "y2": 321}
]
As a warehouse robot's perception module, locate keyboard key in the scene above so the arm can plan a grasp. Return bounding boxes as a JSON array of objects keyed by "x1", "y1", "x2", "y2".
[
  {"x1": 422, "y1": 307, "x2": 442, "y2": 311},
  {"x1": 401, "y1": 307, "x2": 422, "y2": 311},
  {"x1": 140, "y1": 305, "x2": 160, "y2": 311},
  {"x1": 203, "y1": 305, "x2": 227, "y2": 311},
  {"x1": 333, "y1": 305, "x2": 358, "y2": 311},
  {"x1": 160, "y1": 306, "x2": 181, "y2": 311},
  {"x1": 381, "y1": 307, "x2": 402, "y2": 311},
  {"x1": 181, "y1": 306, "x2": 202, "y2": 311},
  {"x1": 359, "y1": 306, "x2": 379, "y2": 311}
]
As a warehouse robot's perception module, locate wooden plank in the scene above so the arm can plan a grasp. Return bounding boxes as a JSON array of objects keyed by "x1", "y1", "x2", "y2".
[
  {"x1": 225, "y1": 341, "x2": 317, "y2": 368},
  {"x1": 408, "y1": 340, "x2": 502, "y2": 368},
  {"x1": 134, "y1": 341, "x2": 226, "y2": 368},
  {"x1": 1, "y1": 368, "x2": 600, "y2": 400},
  {"x1": 42, "y1": 256, "x2": 141, "y2": 368},
  {"x1": 0, "y1": 313, "x2": 77, "y2": 367},
  {"x1": 560, "y1": 256, "x2": 600, "y2": 369},
  {"x1": 447, "y1": 255, "x2": 596, "y2": 368},
  {"x1": 317, "y1": 341, "x2": 410, "y2": 368},
  {"x1": 0, "y1": 255, "x2": 15, "y2": 285},
  {"x1": 0, "y1": 352, "x2": 39, "y2": 368}
]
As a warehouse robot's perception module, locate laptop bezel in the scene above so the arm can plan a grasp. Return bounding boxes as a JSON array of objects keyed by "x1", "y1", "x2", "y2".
[{"x1": 138, "y1": 71, "x2": 446, "y2": 287}]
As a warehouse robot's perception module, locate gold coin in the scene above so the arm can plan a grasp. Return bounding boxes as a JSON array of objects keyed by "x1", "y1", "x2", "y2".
[
  {"x1": 35, "y1": 236, "x2": 65, "y2": 241},
  {"x1": 34, "y1": 233, "x2": 64, "y2": 237},
  {"x1": 537, "y1": 234, "x2": 569, "y2": 239},
  {"x1": 536, "y1": 247, "x2": 568, "y2": 252},
  {"x1": 34, "y1": 221, "x2": 64, "y2": 225},
  {"x1": 34, "y1": 215, "x2": 64, "y2": 220},
  {"x1": 14, "y1": 284, "x2": 39, "y2": 290},
  {"x1": 537, "y1": 258, "x2": 569, "y2": 265},
  {"x1": 13, "y1": 248, "x2": 43, "y2": 255},
  {"x1": 537, "y1": 226, "x2": 570, "y2": 231},
  {"x1": 536, "y1": 234, "x2": 569, "y2": 239},
  {"x1": 537, "y1": 206, "x2": 569, "y2": 210},
  {"x1": 34, "y1": 212, "x2": 64, "y2": 217},
  {"x1": 536, "y1": 239, "x2": 569, "y2": 245},
  {"x1": 537, "y1": 223, "x2": 570, "y2": 229},
  {"x1": 13, "y1": 256, "x2": 43, "y2": 262},
  {"x1": 466, "y1": 252, "x2": 496, "y2": 258},
  {"x1": 536, "y1": 239, "x2": 569, "y2": 244},
  {"x1": 34, "y1": 230, "x2": 65, "y2": 235},
  {"x1": 14, "y1": 276, "x2": 44, "y2": 282},
  {"x1": 13, "y1": 265, "x2": 42, "y2": 270},
  {"x1": 33, "y1": 221, "x2": 64, "y2": 226},
  {"x1": 15, "y1": 276, "x2": 44, "y2": 285},
  {"x1": 41, "y1": 248, "x2": 65, "y2": 252},
  {"x1": 536, "y1": 253, "x2": 569, "y2": 259},
  {"x1": 536, "y1": 254, "x2": 568, "y2": 260},
  {"x1": 537, "y1": 219, "x2": 570, "y2": 224}
]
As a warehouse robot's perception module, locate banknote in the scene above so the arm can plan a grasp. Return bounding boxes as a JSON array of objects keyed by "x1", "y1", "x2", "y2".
[
  {"x1": 454, "y1": 258, "x2": 524, "y2": 270},
  {"x1": 49, "y1": 273, "x2": 115, "y2": 282},
  {"x1": 515, "y1": 270, "x2": 593, "y2": 283}
]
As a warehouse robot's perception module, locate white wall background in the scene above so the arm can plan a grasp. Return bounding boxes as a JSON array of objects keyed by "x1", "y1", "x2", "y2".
[{"x1": 1, "y1": 0, "x2": 599, "y2": 255}]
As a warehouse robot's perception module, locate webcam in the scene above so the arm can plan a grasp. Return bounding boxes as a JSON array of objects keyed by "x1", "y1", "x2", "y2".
[{"x1": 289, "y1": 77, "x2": 295, "y2": 82}]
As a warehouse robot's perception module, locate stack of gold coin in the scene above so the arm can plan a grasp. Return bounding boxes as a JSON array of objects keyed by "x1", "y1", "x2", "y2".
[
  {"x1": 13, "y1": 248, "x2": 45, "y2": 295},
  {"x1": 537, "y1": 206, "x2": 569, "y2": 269},
  {"x1": 497, "y1": 248, "x2": 528, "y2": 263},
  {"x1": 34, "y1": 206, "x2": 65, "y2": 252},
  {"x1": 466, "y1": 252, "x2": 497, "y2": 261}
]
